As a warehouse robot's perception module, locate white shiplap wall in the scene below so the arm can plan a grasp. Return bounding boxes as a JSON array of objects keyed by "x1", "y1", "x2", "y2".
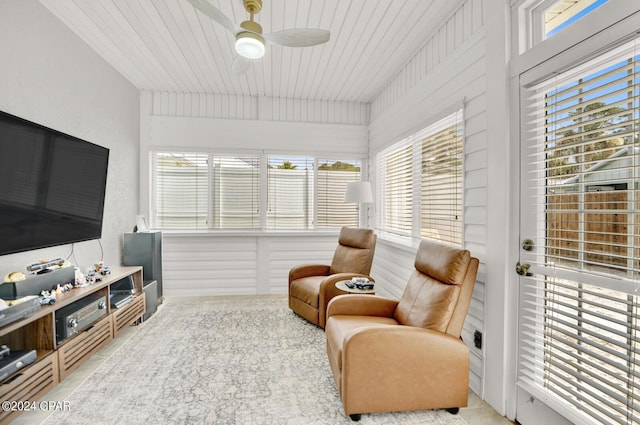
[
  {"x1": 146, "y1": 115, "x2": 368, "y2": 155},
  {"x1": 370, "y1": 0, "x2": 484, "y2": 122},
  {"x1": 162, "y1": 233, "x2": 339, "y2": 297},
  {"x1": 150, "y1": 91, "x2": 370, "y2": 126},
  {"x1": 367, "y1": 0, "x2": 487, "y2": 396}
]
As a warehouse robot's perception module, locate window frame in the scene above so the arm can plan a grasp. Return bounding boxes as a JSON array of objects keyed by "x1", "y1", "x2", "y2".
[{"x1": 374, "y1": 108, "x2": 465, "y2": 247}]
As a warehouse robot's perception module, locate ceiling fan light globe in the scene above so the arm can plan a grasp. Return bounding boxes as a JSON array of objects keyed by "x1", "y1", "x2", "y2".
[{"x1": 235, "y1": 33, "x2": 265, "y2": 59}]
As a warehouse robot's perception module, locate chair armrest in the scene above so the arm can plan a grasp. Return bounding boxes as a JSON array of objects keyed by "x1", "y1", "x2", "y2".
[
  {"x1": 326, "y1": 295, "x2": 398, "y2": 318},
  {"x1": 340, "y1": 326, "x2": 470, "y2": 411},
  {"x1": 288, "y1": 264, "x2": 331, "y2": 283},
  {"x1": 344, "y1": 326, "x2": 468, "y2": 361}
]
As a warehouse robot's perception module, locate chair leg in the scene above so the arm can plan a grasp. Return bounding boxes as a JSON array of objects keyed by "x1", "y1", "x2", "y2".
[
  {"x1": 446, "y1": 407, "x2": 460, "y2": 414},
  {"x1": 349, "y1": 414, "x2": 362, "y2": 421}
]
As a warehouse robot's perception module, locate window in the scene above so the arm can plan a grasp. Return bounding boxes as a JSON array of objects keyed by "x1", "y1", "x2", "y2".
[
  {"x1": 316, "y1": 159, "x2": 361, "y2": 228},
  {"x1": 378, "y1": 142, "x2": 413, "y2": 236},
  {"x1": 153, "y1": 153, "x2": 208, "y2": 229},
  {"x1": 420, "y1": 112, "x2": 464, "y2": 245},
  {"x1": 151, "y1": 152, "x2": 361, "y2": 230},
  {"x1": 211, "y1": 155, "x2": 260, "y2": 229},
  {"x1": 376, "y1": 109, "x2": 464, "y2": 245},
  {"x1": 534, "y1": 40, "x2": 638, "y2": 278},
  {"x1": 543, "y1": 0, "x2": 608, "y2": 38},
  {"x1": 520, "y1": 0, "x2": 609, "y2": 52},
  {"x1": 152, "y1": 153, "x2": 260, "y2": 230},
  {"x1": 267, "y1": 156, "x2": 314, "y2": 229}
]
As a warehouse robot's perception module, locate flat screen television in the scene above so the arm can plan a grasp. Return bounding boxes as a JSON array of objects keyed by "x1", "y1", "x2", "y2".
[{"x1": 0, "y1": 111, "x2": 109, "y2": 256}]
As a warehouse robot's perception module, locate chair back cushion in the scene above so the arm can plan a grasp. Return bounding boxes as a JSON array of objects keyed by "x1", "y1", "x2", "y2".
[
  {"x1": 393, "y1": 240, "x2": 471, "y2": 333},
  {"x1": 330, "y1": 227, "x2": 376, "y2": 275},
  {"x1": 414, "y1": 239, "x2": 470, "y2": 285}
]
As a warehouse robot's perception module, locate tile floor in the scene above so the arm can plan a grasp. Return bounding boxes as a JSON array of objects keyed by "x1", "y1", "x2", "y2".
[
  {"x1": 461, "y1": 392, "x2": 514, "y2": 425},
  {"x1": 12, "y1": 324, "x2": 514, "y2": 425}
]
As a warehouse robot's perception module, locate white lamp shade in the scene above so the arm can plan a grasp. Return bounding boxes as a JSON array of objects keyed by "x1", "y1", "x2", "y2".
[{"x1": 344, "y1": 181, "x2": 373, "y2": 203}]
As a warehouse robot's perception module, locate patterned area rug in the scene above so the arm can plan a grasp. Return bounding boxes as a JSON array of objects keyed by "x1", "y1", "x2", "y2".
[{"x1": 42, "y1": 296, "x2": 468, "y2": 425}]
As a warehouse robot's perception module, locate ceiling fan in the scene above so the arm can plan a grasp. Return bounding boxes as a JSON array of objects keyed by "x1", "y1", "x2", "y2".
[{"x1": 187, "y1": 0, "x2": 331, "y2": 74}]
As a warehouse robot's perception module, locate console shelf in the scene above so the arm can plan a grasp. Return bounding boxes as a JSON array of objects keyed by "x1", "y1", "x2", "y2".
[
  {"x1": 0, "y1": 352, "x2": 58, "y2": 424},
  {"x1": 57, "y1": 315, "x2": 113, "y2": 381},
  {"x1": 0, "y1": 266, "x2": 144, "y2": 424},
  {"x1": 112, "y1": 295, "x2": 145, "y2": 337}
]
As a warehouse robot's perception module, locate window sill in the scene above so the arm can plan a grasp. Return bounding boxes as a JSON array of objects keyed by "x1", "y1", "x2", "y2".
[
  {"x1": 155, "y1": 229, "x2": 342, "y2": 238},
  {"x1": 375, "y1": 231, "x2": 420, "y2": 253},
  {"x1": 375, "y1": 230, "x2": 465, "y2": 253}
]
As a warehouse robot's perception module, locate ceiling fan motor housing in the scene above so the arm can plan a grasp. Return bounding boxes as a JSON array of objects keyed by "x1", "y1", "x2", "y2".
[
  {"x1": 243, "y1": 0, "x2": 262, "y2": 15},
  {"x1": 239, "y1": 20, "x2": 263, "y2": 35}
]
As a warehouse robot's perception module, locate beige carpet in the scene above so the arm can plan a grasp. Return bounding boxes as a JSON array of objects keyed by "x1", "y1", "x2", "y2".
[{"x1": 41, "y1": 295, "x2": 469, "y2": 425}]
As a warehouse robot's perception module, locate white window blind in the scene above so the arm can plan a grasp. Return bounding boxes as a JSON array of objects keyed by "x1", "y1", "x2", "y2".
[
  {"x1": 211, "y1": 155, "x2": 260, "y2": 229},
  {"x1": 420, "y1": 111, "x2": 464, "y2": 245},
  {"x1": 152, "y1": 153, "x2": 365, "y2": 231},
  {"x1": 376, "y1": 109, "x2": 464, "y2": 245},
  {"x1": 267, "y1": 156, "x2": 314, "y2": 229},
  {"x1": 153, "y1": 152, "x2": 208, "y2": 229},
  {"x1": 316, "y1": 159, "x2": 361, "y2": 228},
  {"x1": 519, "y1": 37, "x2": 640, "y2": 425},
  {"x1": 377, "y1": 142, "x2": 414, "y2": 236}
]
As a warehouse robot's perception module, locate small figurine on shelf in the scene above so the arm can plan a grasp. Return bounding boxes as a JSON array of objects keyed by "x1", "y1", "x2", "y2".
[
  {"x1": 94, "y1": 261, "x2": 111, "y2": 276},
  {"x1": 75, "y1": 268, "x2": 89, "y2": 286},
  {"x1": 39, "y1": 290, "x2": 56, "y2": 305},
  {"x1": 94, "y1": 261, "x2": 104, "y2": 274},
  {"x1": 54, "y1": 283, "x2": 74, "y2": 294}
]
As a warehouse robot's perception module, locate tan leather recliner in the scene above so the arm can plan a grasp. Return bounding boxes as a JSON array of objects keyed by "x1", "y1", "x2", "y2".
[
  {"x1": 288, "y1": 227, "x2": 377, "y2": 328},
  {"x1": 325, "y1": 239, "x2": 479, "y2": 421}
]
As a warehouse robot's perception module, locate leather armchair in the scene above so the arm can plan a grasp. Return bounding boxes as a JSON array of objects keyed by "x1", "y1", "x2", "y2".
[
  {"x1": 288, "y1": 227, "x2": 377, "y2": 328},
  {"x1": 325, "y1": 239, "x2": 479, "y2": 421}
]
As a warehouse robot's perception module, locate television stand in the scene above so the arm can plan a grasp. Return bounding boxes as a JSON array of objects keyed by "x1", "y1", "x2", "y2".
[{"x1": 0, "y1": 266, "x2": 145, "y2": 424}]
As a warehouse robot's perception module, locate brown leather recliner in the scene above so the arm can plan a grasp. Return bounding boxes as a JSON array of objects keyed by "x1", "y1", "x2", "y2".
[
  {"x1": 325, "y1": 239, "x2": 479, "y2": 421},
  {"x1": 288, "y1": 227, "x2": 377, "y2": 328}
]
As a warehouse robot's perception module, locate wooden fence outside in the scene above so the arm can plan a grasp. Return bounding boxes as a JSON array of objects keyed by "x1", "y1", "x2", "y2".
[{"x1": 546, "y1": 190, "x2": 639, "y2": 272}]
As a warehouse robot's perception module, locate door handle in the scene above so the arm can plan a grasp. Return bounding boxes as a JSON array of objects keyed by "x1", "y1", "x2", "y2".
[{"x1": 515, "y1": 262, "x2": 533, "y2": 276}]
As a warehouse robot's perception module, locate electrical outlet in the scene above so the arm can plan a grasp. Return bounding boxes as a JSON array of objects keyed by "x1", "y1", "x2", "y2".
[{"x1": 473, "y1": 330, "x2": 482, "y2": 350}]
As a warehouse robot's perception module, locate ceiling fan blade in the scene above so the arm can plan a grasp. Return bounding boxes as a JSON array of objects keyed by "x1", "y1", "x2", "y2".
[
  {"x1": 186, "y1": 0, "x2": 241, "y2": 34},
  {"x1": 232, "y1": 56, "x2": 251, "y2": 75},
  {"x1": 263, "y1": 28, "x2": 330, "y2": 48}
]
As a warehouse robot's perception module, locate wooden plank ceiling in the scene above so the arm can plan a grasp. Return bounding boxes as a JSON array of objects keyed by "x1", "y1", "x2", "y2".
[{"x1": 39, "y1": 0, "x2": 451, "y2": 104}]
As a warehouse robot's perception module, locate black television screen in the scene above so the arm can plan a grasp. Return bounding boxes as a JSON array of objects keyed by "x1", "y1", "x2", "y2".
[{"x1": 0, "y1": 111, "x2": 109, "y2": 256}]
